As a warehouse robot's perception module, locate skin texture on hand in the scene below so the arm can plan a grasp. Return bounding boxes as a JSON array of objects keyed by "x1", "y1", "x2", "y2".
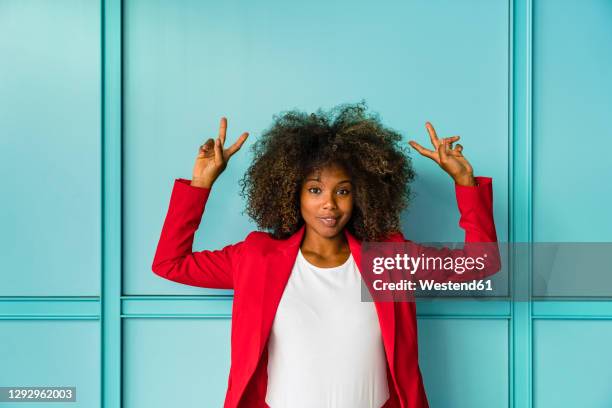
[
  {"x1": 408, "y1": 122, "x2": 476, "y2": 186},
  {"x1": 191, "y1": 117, "x2": 249, "y2": 188}
]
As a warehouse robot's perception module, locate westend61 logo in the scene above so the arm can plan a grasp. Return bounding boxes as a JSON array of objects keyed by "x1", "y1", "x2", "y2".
[{"x1": 370, "y1": 275, "x2": 494, "y2": 292}]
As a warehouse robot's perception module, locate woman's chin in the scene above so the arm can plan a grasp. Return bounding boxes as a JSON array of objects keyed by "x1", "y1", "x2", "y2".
[{"x1": 311, "y1": 225, "x2": 345, "y2": 239}]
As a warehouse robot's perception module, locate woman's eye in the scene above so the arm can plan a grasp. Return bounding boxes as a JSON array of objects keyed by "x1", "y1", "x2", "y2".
[{"x1": 307, "y1": 187, "x2": 350, "y2": 195}]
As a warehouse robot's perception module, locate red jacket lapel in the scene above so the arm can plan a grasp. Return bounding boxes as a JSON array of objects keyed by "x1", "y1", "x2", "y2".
[{"x1": 258, "y1": 224, "x2": 305, "y2": 361}]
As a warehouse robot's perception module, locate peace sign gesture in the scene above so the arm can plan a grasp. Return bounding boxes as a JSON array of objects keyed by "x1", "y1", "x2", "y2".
[
  {"x1": 408, "y1": 122, "x2": 476, "y2": 186},
  {"x1": 191, "y1": 117, "x2": 249, "y2": 189}
]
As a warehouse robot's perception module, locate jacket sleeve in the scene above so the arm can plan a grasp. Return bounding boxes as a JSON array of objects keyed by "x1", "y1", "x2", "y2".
[
  {"x1": 151, "y1": 178, "x2": 244, "y2": 289},
  {"x1": 406, "y1": 176, "x2": 502, "y2": 283}
]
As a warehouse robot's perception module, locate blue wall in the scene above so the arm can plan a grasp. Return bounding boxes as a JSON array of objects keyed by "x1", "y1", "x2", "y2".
[{"x1": 1, "y1": 0, "x2": 611, "y2": 407}]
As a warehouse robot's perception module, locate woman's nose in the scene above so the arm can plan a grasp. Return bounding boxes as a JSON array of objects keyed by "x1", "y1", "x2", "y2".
[{"x1": 322, "y1": 194, "x2": 337, "y2": 209}]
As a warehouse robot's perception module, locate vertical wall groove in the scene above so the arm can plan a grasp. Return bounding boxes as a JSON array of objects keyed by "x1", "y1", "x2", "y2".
[
  {"x1": 511, "y1": 0, "x2": 533, "y2": 407},
  {"x1": 102, "y1": 0, "x2": 122, "y2": 407}
]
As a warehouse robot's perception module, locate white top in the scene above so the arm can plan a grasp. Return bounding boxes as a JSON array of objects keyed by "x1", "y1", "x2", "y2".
[{"x1": 265, "y1": 248, "x2": 390, "y2": 408}]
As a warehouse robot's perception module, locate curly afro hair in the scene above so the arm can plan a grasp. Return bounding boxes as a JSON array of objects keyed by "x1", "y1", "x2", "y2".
[{"x1": 238, "y1": 101, "x2": 417, "y2": 241}]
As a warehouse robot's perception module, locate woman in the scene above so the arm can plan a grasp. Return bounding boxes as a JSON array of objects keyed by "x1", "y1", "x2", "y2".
[{"x1": 152, "y1": 103, "x2": 500, "y2": 408}]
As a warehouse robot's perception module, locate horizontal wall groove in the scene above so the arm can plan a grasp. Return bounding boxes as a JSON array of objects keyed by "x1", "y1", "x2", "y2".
[
  {"x1": 0, "y1": 315, "x2": 100, "y2": 320},
  {"x1": 121, "y1": 314, "x2": 231, "y2": 319},
  {"x1": 0, "y1": 298, "x2": 101, "y2": 318},
  {"x1": 120, "y1": 295, "x2": 234, "y2": 300},
  {"x1": 0, "y1": 296, "x2": 100, "y2": 300}
]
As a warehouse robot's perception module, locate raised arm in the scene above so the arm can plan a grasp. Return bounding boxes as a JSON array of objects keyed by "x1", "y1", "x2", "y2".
[
  {"x1": 151, "y1": 117, "x2": 249, "y2": 289},
  {"x1": 406, "y1": 122, "x2": 501, "y2": 283},
  {"x1": 405, "y1": 176, "x2": 501, "y2": 283},
  {"x1": 152, "y1": 179, "x2": 244, "y2": 289}
]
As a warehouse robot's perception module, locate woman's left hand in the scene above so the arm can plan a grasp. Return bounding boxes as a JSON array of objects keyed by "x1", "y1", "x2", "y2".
[{"x1": 408, "y1": 122, "x2": 476, "y2": 187}]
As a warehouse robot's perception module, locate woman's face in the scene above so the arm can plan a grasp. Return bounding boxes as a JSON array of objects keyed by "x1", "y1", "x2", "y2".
[{"x1": 300, "y1": 163, "x2": 354, "y2": 240}]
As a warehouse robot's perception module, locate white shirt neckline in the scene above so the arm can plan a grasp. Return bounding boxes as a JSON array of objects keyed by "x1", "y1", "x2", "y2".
[{"x1": 297, "y1": 248, "x2": 354, "y2": 272}]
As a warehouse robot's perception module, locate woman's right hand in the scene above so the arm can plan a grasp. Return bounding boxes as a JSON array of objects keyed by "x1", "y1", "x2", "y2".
[{"x1": 191, "y1": 117, "x2": 249, "y2": 188}]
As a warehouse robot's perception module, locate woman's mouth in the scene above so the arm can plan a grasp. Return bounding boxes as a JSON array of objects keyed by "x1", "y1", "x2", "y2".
[{"x1": 318, "y1": 217, "x2": 339, "y2": 227}]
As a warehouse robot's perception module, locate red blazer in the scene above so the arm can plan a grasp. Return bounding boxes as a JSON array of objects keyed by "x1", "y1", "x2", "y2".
[{"x1": 152, "y1": 176, "x2": 500, "y2": 408}]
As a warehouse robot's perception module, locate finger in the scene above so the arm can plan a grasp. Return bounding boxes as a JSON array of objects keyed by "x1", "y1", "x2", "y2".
[
  {"x1": 453, "y1": 143, "x2": 463, "y2": 154},
  {"x1": 214, "y1": 137, "x2": 223, "y2": 164},
  {"x1": 447, "y1": 135, "x2": 460, "y2": 148},
  {"x1": 199, "y1": 138, "x2": 215, "y2": 157},
  {"x1": 218, "y1": 117, "x2": 228, "y2": 147},
  {"x1": 438, "y1": 138, "x2": 449, "y2": 161},
  {"x1": 444, "y1": 137, "x2": 453, "y2": 153},
  {"x1": 408, "y1": 140, "x2": 436, "y2": 159},
  {"x1": 200, "y1": 138, "x2": 214, "y2": 149},
  {"x1": 449, "y1": 149, "x2": 463, "y2": 158},
  {"x1": 226, "y1": 132, "x2": 249, "y2": 158},
  {"x1": 425, "y1": 122, "x2": 440, "y2": 148}
]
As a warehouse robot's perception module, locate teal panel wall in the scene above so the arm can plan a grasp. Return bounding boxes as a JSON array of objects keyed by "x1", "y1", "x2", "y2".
[
  {"x1": 0, "y1": 320, "x2": 100, "y2": 407},
  {"x1": 123, "y1": 318, "x2": 231, "y2": 408},
  {"x1": 0, "y1": 0, "x2": 101, "y2": 296},
  {"x1": 533, "y1": 320, "x2": 612, "y2": 408},
  {"x1": 1, "y1": 0, "x2": 610, "y2": 407},
  {"x1": 418, "y1": 319, "x2": 509, "y2": 407},
  {"x1": 532, "y1": 0, "x2": 612, "y2": 242}
]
